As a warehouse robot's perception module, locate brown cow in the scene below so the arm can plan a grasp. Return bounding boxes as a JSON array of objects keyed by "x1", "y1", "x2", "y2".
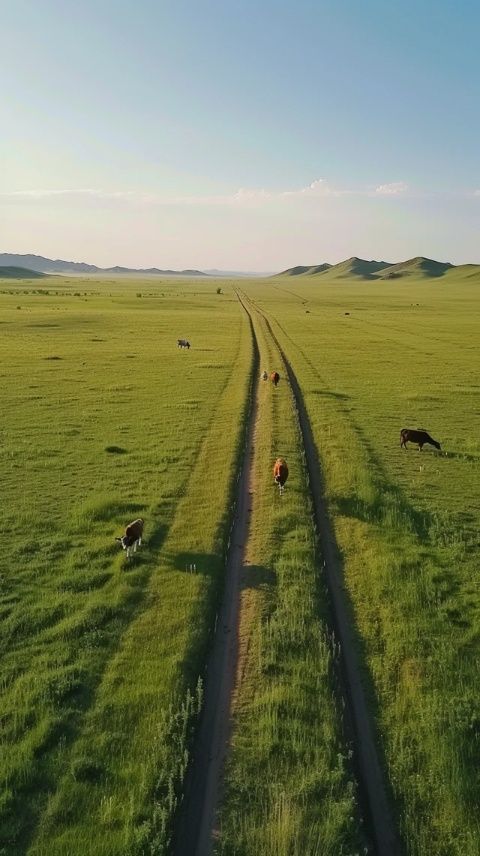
[
  {"x1": 273, "y1": 458, "x2": 289, "y2": 494},
  {"x1": 400, "y1": 428, "x2": 441, "y2": 451},
  {"x1": 115, "y1": 518, "x2": 144, "y2": 558},
  {"x1": 271, "y1": 371, "x2": 280, "y2": 387}
]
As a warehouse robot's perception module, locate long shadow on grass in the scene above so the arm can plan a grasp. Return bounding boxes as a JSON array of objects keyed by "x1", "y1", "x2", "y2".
[
  {"x1": 172, "y1": 550, "x2": 222, "y2": 576},
  {"x1": 349, "y1": 420, "x2": 446, "y2": 543},
  {"x1": 0, "y1": 512, "x2": 171, "y2": 856},
  {"x1": 263, "y1": 317, "x2": 402, "y2": 854},
  {"x1": 442, "y1": 449, "x2": 479, "y2": 463},
  {"x1": 241, "y1": 563, "x2": 276, "y2": 589},
  {"x1": 311, "y1": 388, "x2": 351, "y2": 401}
]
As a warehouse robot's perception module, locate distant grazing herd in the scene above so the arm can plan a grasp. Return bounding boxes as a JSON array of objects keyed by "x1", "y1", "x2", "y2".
[{"x1": 116, "y1": 337, "x2": 443, "y2": 559}]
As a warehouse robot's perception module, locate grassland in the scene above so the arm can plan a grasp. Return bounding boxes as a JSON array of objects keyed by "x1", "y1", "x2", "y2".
[
  {"x1": 0, "y1": 276, "x2": 252, "y2": 854},
  {"x1": 2, "y1": 268, "x2": 479, "y2": 855},
  {"x1": 242, "y1": 272, "x2": 480, "y2": 855},
  {"x1": 215, "y1": 296, "x2": 364, "y2": 855}
]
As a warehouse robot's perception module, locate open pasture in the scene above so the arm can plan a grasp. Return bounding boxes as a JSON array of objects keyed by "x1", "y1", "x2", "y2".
[
  {"x1": 0, "y1": 277, "x2": 251, "y2": 854},
  {"x1": 243, "y1": 273, "x2": 480, "y2": 855}
]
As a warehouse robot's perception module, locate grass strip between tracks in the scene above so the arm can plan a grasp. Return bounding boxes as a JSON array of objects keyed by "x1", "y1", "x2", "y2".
[{"x1": 215, "y1": 298, "x2": 364, "y2": 856}]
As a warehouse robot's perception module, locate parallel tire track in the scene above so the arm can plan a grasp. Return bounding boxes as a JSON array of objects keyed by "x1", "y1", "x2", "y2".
[
  {"x1": 175, "y1": 290, "x2": 400, "y2": 855},
  {"x1": 173, "y1": 296, "x2": 259, "y2": 856},
  {"x1": 244, "y1": 292, "x2": 401, "y2": 856}
]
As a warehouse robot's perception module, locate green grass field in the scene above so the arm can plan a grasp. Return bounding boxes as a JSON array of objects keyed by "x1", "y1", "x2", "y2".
[
  {"x1": 1, "y1": 270, "x2": 479, "y2": 855},
  {"x1": 0, "y1": 277, "x2": 252, "y2": 854},
  {"x1": 242, "y1": 271, "x2": 480, "y2": 855}
]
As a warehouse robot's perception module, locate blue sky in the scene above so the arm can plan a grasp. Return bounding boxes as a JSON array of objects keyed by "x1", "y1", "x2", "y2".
[{"x1": 1, "y1": 0, "x2": 479, "y2": 269}]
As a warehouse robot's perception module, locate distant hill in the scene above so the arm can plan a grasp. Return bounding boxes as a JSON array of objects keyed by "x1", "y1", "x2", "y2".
[
  {"x1": 376, "y1": 257, "x2": 453, "y2": 279},
  {"x1": 279, "y1": 263, "x2": 332, "y2": 276},
  {"x1": 310, "y1": 263, "x2": 332, "y2": 275},
  {"x1": 0, "y1": 253, "x2": 208, "y2": 277},
  {"x1": 279, "y1": 258, "x2": 389, "y2": 279},
  {"x1": 324, "y1": 257, "x2": 391, "y2": 279},
  {"x1": 0, "y1": 265, "x2": 47, "y2": 279},
  {"x1": 280, "y1": 265, "x2": 314, "y2": 276},
  {"x1": 277, "y1": 256, "x2": 480, "y2": 281}
]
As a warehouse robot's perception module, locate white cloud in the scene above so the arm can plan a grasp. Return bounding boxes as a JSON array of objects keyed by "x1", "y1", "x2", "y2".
[
  {"x1": 1, "y1": 179, "x2": 413, "y2": 207},
  {"x1": 1, "y1": 188, "x2": 143, "y2": 202},
  {"x1": 374, "y1": 181, "x2": 408, "y2": 196}
]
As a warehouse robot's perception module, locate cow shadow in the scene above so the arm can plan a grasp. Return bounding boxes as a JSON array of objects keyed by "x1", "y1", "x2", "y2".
[
  {"x1": 333, "y1": 493, "x2": 430, "y2": 541},
  {"x1": 311, "y1": 389, "x2": 350, "y2": 401},
  {"x1": 441, "y1": 449, "x2": 479, "y2": 463},
  {"x1": 241, "y1": 564, "x2": 276, "y2": 590},
  {"x1": 172, "y1": 551, "x2": 222, "y2": 578},
  {"x1": 348, "y1": 421, "x2": 443, "y2": 542}
]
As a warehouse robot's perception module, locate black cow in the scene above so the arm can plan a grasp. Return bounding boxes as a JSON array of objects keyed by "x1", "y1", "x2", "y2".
[{"x1": 400, "y1": 428, "x2": 441, "y2": 451}]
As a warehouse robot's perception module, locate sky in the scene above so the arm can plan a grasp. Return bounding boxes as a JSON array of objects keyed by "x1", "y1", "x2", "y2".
[{"x1": 1, "y1": 0, "x2": 479, "y2": 271}]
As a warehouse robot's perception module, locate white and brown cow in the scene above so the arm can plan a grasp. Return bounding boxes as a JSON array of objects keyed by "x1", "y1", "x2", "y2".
[
  {"x1": 115, "y1": 518, "x2": 144, "y2": 558},
  {"x1": 273, "y1": 458, "x2": 289, "y2": 494}
]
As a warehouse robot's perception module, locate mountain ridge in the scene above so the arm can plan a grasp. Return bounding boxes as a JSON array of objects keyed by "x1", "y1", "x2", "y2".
[
  {"x1": 278, "y1": 256, "x2": 480, "y2": 280},
  {"x1": 0, "y1": 253, "x2": 208, "y2": 277}
]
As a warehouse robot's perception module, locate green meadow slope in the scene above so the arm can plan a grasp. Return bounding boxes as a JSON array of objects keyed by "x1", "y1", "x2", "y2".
[
  {"x1": 0, "y1": 266, "x2": 48, "y2": 279},
  {"x1": 279, "y1": 256, "x2": 480, "y2": 283}
]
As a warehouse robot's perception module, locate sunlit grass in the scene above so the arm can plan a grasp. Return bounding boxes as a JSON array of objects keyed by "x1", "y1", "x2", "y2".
[
  {"x1": 245, "y1": 275, "x2": 480, "y2": 855},
  {"x1": 0, "y1": 279, "x2": 252, "y2": 854}
]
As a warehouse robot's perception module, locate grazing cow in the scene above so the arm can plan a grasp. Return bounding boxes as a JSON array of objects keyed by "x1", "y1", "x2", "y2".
[
  {"x1": 116, "y1": 518, "x2": 144, "y2": 558},
  {"x1": 400, "y1": 428, "x2": 441, "y2": 452},
  {"x1": 261, "y1": 370, "x2": 268, "y2": 381},
  {"x1": 271, "y1": 371, "x2": 280, "y2": 387},
  {"x1": 273, "y1": 458, "x2": 289, "y2": 494},
  {"x1": 177, "y1": 339, "x2": 190, "y2": 349}
]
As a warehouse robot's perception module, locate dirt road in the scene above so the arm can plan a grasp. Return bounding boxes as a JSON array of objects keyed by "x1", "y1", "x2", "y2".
[
  {"x1": 173, "y1": 304, "x2": 259, "y2": 856},
  {"x1": 175, "y1": 294, "x2": 400, "y2": 856}
]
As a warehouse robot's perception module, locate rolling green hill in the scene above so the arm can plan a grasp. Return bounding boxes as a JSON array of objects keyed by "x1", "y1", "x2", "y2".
[
  {"x1": 323, "y1": 256, "x2": 392, "y2": 278},
  {"x1": 279, "y1": 257, "x2": 391, "y2": 279},
  {"x1": 376, "y1": 256, "x2": 453, "y2": 279},
  {"x1": 278, "y1": 256, "x2": 480, "y2": 282},
  {"x1": 0, "y1": 266, "x2": 48, "y2": 279}
]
